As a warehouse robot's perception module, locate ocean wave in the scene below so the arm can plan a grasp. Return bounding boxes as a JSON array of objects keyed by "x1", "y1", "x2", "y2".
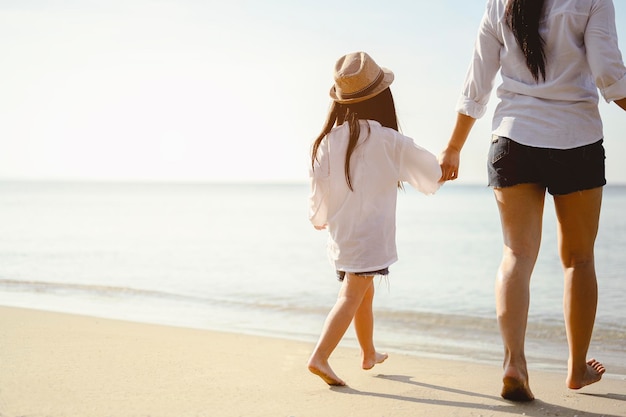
[
  {"x1": 0, "y1": 278, "x2": 185, "y2": 299},
  {"x1": 2, "y1": 278, "x2": 623, "y2": 338}
]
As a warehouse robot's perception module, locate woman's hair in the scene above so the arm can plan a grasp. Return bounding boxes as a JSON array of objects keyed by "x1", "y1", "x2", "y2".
[
  {"x1": 505, "y1": 0, "x2": 547, "y2": 82},
  {"x1": 310, "y1": 88, "x2": 399, "y2": 191}
]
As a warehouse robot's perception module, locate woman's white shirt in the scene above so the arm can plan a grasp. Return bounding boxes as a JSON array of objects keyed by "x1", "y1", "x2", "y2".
[{"x1": 457, "y1": 0, "x2": 626, "y2": 149}]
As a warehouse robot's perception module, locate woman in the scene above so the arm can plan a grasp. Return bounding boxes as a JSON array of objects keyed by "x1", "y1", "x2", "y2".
[
  {"x1": 440, "y1": 0, "x2": 626, "y2": 402},
  {"x1": 308, "y1": 51, "x2": 441, "y2": 386}
]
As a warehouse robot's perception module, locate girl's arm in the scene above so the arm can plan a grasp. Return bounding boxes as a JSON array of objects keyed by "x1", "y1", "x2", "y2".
[{"x1": 309, "y1": 140, "x2": 330, "y2": 229}]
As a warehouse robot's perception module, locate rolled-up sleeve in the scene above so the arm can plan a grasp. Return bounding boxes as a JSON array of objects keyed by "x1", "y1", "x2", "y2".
[
  {"x1": 456, "y1": 1, "x2": 503, "y2": 119},
  {"x1": 585, "y1": 0, "x2": 626, "y2": 102}
]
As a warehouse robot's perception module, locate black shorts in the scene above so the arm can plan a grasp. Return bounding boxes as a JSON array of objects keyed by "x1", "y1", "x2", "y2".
[{"x1": 487, "y1": 136, "x2": 606, "y2": 196}]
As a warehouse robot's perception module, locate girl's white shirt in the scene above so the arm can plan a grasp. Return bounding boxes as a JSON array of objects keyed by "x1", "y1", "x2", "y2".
[
  {"x1": 458, "y1": 0, "x2": 626, "y2": 149},
  {"x1": 309, "y1": 120, "x2": 441, "y2": 273}
]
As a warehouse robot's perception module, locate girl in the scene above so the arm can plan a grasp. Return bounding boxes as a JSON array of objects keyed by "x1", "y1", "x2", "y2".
[
  {"x1": 439, "y1": 0, "x2": 626, "y2": 402},
  {"x1": 307, "y1": 51, "x2": 442, "y2": 386}
]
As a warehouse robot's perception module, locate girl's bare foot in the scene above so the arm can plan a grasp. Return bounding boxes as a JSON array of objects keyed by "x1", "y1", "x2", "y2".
[
  {"x1": 567, "y1": 358, "x2": 605, "y2": 390},
  {"x1": 307, "y1": 358, "x2": 345, "y2": 386},
  {"x1": 501, "y1": 366, "x2": 534, "y2": 402},
  {"x1": 362, "y1": 351, "x2": 388, "y2": 370}
]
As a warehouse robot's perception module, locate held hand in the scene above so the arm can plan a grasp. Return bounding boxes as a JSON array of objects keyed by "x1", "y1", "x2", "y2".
[
  {"x1": 439, "y1": 146, "x2": 461, "y2": 182},
  {"x1": 314, "y1": 224, "x2": 327, "y2": 230},
  {"x1": 439, "y1": 113, "x2": 474, "y2": 181}
]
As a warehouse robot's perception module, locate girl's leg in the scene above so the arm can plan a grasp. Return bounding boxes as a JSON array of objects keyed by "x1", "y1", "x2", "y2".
[
  {"x1": 307, "y1": 274, "x2": 374, "y2": 386},
  {"x1": 493, "y1": 184, "x2": 546, "y2": 401},
  {"x1": 353, "y1": 278, "x2": 388, "y2": 370},
  {"x1": 553, "y1": 187, "x2": 605, "y2": 389}
]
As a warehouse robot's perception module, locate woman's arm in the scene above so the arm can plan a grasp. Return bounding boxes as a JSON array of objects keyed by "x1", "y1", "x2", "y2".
[
  {"x1": 615, "y1": 97, "x2": 626, "y2": 111},
  {"x1": 439, "y1": 113, "x2": 476, "y2": 181}
]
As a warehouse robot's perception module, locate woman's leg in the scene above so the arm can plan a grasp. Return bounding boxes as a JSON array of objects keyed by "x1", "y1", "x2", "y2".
[
  {"x1": 493, "y1": 183, "x2": 546, "y2": 401},
  {"x1": 307, "y1": 274, "x2": 374, "y2": 386},
  {"x1": 553, "y1": 187, "x2": 605, "y2": 389},
  {"x1": 353, "y1": 278, "x2": 388, "y2": 370}
]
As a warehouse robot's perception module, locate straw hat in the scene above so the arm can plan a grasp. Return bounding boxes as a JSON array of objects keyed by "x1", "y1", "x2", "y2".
[{"x1": 329, "y1": 52, "x2": 394, "y2": 104}]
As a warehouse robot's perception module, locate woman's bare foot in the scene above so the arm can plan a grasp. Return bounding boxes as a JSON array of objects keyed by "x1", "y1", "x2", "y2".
[
  {"x1": 307, "y1": 358, "x2": 345, "y2": 386},
  {"x1": 567, "y1": 358, "x2": 605, "y2": 390},
  {"x1": 501, "y1": 366, "x2": 534, "y2": 402},
  {"x1": 362, "y1": 351, "x2": 388, "y2": 370}
]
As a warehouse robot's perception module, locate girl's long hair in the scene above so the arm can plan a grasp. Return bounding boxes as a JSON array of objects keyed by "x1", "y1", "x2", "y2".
[
  {"x1": 310, "y1": 88, "x2": 399, "y2": 191},
  {"x1": 505, "y1": 0, "x2": 547, "y2": 82}
]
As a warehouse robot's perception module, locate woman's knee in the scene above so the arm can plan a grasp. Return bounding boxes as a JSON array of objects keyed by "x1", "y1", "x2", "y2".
[
  {"x1": 501, "y1": 243, "x2": 540, "y2": 268},
  {"x1": 560, "y1": 251, "x2": 595, "y2": 270}
]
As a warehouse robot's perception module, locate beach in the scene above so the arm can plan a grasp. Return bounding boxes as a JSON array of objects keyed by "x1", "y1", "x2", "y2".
[
  {"x1": 1, "y1": 306, "x2": 624, "y2": 417},
  {"x1": 1, "y1": 182, "x2": 625, "y2": 380}
]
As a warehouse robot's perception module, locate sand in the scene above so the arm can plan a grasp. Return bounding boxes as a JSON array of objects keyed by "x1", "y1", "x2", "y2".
[{"x1": 0, "y1": 305, "x2": 624, "y2": 417}]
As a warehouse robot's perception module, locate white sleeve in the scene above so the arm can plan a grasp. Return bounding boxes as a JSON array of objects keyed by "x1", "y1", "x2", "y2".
[
  {"x1": 398, "y1": 136, "x2": 442, "y2": 195},
  {"x1": 456, "y1": 0, "x2": 502, "y2": 118},
  {"x1": 585, "y1": 0, "x2": 626, "y2": 102},
  {"x1": 308, "y1": 139, "x2": 330, "y2": 226}
]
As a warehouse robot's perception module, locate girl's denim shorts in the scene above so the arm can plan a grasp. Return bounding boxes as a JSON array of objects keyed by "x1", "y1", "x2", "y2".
[
  {"x1": 487, "y1": 136, "x2": 606, "y2": 196},
  {"x1": 336, "y1": 268, "x2": 389, "y2": 282}
]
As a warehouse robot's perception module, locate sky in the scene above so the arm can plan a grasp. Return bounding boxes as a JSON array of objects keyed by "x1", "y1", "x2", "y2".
[{"x1": 1, "y1": 0, "x2": 625, "y2": 184}]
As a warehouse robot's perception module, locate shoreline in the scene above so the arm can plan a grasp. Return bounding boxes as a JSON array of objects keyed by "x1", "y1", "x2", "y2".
[
  {"x1": 1, "y1": 305, "x2": 625, "y2": 417},
  {"x1": 2, "y1": 291, "x2": 624, "y2": 380}
]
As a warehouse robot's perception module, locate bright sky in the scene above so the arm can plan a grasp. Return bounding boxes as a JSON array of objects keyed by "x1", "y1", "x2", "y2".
[{"x1": 1, "y1": 0, "x2": 625, "y2": 184}]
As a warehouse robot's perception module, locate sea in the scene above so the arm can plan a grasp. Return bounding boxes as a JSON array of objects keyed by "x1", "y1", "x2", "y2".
[{"x1": 0, "y1": 181, "x2": 624, "y2": 378}]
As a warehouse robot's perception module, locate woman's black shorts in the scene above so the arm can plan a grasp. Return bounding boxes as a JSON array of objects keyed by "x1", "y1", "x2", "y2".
[{"x1": 487, "y1": 136, "x2": 606, "y2": 196}]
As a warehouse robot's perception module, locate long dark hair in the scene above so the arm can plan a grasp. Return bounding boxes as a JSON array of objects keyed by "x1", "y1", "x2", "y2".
[
  {"x1": 505, "y1": 0, "x2": 547, "y2": 82},
  {"x1": 310, "y1": 88, "x2": 399, "y2": 191}
]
